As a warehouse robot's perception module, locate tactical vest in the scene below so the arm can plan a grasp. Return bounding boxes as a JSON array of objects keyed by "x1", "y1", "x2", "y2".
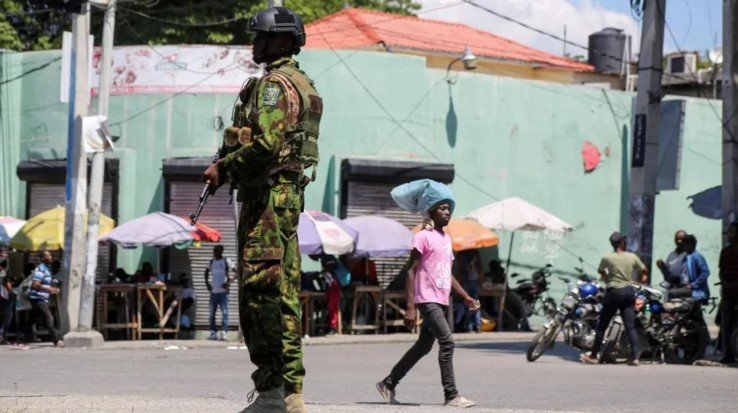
[{"x1": 227, "y1": 61, "x2": 322, "y2": 187}]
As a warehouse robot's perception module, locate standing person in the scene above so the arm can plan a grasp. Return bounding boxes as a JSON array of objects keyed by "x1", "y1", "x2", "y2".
[
  {"x1": 581, "y1": 232, "x2": 647, "y2": 366},
  {"x1": 0, "y1": 249, "x2": 14, "y2": 344},
  {"x1": 656, "y1": 229, "x2": 687, "y2": 286},
  {"x1": 456, "y1": 250, "x2": 483, "y2": 333},
  {"x1": 25, "y1": 251, "x2": 63, "y2": 347},
  {"x1": 376, "y1": 182, "x2": 478, "y2": 408},
  {"x1": 719, "y1": 222, "x2": 738, "y2": 364},
  {"x1": 205, "y1": 245, "x2": 235, "y2": 340},
  {"x1": 202, "y1": 7, "x2": 321, "y2": 413},
  {"x1": 682, "y1": 235, "x2": 711, "y2": 302}
]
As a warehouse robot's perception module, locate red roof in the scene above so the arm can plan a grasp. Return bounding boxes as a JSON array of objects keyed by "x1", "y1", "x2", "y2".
[{"x1": 306, "y1": 8, "x2": 593, "y2": 72}]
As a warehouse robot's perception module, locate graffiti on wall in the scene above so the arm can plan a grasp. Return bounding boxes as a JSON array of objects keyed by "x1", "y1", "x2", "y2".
[{"x1": 519, "y1": 230, "x2": 565, "y2": 264}]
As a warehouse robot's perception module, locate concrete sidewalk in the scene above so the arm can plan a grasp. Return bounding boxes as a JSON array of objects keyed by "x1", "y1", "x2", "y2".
[{"x1": 4, "y1": 331, "x2": 536, "y2": 351}]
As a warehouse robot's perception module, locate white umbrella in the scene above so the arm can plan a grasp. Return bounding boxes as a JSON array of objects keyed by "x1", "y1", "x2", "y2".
[
  {"x1": 0, "y1": 217, "x2": 26, "y2": 245},
  {"x1": 465, "y1": 197, "x2": 573, "y2": 329},
  {"x1": 100, "y1": 212, "x2": 195, "y2": 249},
  {"x1": 466, "y1": 197, "x2": 573, "y2": 233}
]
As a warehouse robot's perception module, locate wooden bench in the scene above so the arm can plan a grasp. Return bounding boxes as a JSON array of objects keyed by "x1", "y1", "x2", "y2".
[
  {"x1": 97, "y1": 284, "x2": 138, "y2": 340},
  {"x1": 350, "y1": 285, "x2": 382, "y2": 334}
]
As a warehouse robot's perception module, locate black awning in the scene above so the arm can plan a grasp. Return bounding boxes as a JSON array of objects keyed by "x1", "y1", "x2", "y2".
[
  {"x1": 162, "y1": 157, "x2": 211, "y2": 181},
  {"x1": 17, "y1": 158, "x2": 120, "y2": 183},
  {"x1": 341, "y1": 158, "x2": 454, "y2": 184}
]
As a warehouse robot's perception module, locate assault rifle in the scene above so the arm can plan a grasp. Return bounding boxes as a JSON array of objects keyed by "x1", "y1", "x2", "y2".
[{"x1": 189, "y1": 151, "x2": 220, "y2": 225}]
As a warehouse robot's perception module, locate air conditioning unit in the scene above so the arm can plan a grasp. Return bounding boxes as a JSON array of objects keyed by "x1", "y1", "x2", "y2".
[{"x1": 665, "y1": 53, "x2": 697, "y2": 74}]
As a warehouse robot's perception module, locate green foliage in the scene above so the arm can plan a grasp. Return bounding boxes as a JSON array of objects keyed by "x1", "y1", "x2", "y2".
[
  {"x1": 0, "y1": 0, "x2": 420, "y2": 51},
  {"x1": 0, "y1": 1, "x2": 69, "y2": 51}
]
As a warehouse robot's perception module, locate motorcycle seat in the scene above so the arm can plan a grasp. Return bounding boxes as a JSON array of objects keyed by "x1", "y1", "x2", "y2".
[{"x1": 663, "y1": 298, "x2": 695, "y2": 313}]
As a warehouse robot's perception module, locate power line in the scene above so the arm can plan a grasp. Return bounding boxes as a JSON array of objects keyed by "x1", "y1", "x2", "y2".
[
  {"x1": 107, "y1": 71, "x2": 221, "y2": 128},
  {"x1": 315, "y1": 28, "x2": 503, "y2": 204},
  {"x1": 655, "y1": 1, "x2": 738, "y2": 144},
  {"x1": 462, "y1": 0, "x2": 641, "y2": 69},
  {"x1": 118, "y1": 7, "x2": 247, "y2": 27},
  {"x1": 0, "y1": 56, "x2": 61, "y2": 86}
]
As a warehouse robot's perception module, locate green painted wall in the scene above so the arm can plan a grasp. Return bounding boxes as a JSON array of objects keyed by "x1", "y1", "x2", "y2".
[{"x1": 1, "y1": 48, "x2": 724, "y2": 306}]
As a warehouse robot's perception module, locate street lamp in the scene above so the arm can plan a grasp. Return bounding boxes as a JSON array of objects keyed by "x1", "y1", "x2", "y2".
[{"x1": 446, "y1": 46, "x2": 478, "y2": 84}]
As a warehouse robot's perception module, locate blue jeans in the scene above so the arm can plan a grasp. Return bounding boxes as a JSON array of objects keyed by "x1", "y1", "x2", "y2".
[{"x1": 209, "y1": 292, "x2": 229, "y2": 333}]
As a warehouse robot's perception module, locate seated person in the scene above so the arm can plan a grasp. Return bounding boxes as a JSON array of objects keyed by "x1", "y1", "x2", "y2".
[
  {"x1": 350, "y1": 257, "x2": 378, "y2": 286},
  {"x1": 131, "y1": 262, "x2": 154, "y2": 284}
]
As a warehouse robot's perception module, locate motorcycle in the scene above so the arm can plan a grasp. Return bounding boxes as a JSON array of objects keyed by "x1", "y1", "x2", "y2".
[
  {"x1": 599, "y1": 283, "x2": 710, "y2": 364},
  {"x1": 510, "y1": 264, "x2": 558, "y2": 321},
  {"x1": 525, "y1": 274, "x2": 603, "y2": 362}
]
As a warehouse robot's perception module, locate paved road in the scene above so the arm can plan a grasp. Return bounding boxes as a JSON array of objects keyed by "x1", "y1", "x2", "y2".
[{"x1": 0, "y1": 337, "x2": 736, "y2": 412}]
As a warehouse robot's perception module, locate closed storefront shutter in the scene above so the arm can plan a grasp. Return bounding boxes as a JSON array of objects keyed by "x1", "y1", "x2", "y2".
[
  {"x1": 343, "y1": 181, "x2": 416, "y2": 287},
  {"x1": 340, "y1": 158, "x2": 455, "y2": 287},
  {"x1": 166, "y1": 181, "x2": 239, "y2": 330},
  {"x1": 27, "y1": 183, "x2": 115, "y2": 282}
]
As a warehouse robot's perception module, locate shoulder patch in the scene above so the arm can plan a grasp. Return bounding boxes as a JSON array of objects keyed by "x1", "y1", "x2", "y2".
[{"x1": 261, "y1": 82, "x2": 282, "y2": 107}]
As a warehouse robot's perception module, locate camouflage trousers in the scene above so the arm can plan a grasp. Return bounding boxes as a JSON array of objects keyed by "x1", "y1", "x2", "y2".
[{"x1": 237, "y1": 182, "x2": 304, "y2": 394}]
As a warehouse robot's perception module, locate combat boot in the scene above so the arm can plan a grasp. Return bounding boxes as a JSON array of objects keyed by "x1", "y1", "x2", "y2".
[
  {"x1": 284, "y1": 392, "x2": 308, "y2": 413},
  {"x1": 240, "y1": 386, "x2": 286, "y2": 413}
]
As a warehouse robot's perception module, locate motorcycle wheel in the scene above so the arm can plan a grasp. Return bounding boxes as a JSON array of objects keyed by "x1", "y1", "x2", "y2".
[
  {"x1": 526, "y1": 322, "x2": 560, "y2": 362},
  {"x1": 598, "y1": 339, "x2": 617, "y2": 364},
  {"x1": 664, "y1": 324, "x2": 709, "y2": 365}
]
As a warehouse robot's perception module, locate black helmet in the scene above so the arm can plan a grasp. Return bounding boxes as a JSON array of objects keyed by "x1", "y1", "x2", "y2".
[{"x1": 248, "y1": 7, "x2": 306, "y2": 49}]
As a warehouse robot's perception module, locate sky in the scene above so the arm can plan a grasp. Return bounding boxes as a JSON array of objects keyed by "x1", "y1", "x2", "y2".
[{"x1": 417, "y1": 0, "x2": 723, "y2": 59}]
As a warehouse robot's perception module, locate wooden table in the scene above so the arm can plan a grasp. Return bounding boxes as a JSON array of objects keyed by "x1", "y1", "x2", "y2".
[
  {"x1": 350, "y1": 285, "x2": 382, "y2": 334},
  {"x1": 380, "y1": 290, "x2": 418, "y2": 334},
  {"x1": 136, "y1": 284, "x2": 182, "y2": 340},
  {"x1": 97, "y1": 284, "x2": 138, "y2": 340},
  {"x1": 298, "y1": 291, "x2": 342, "y2": 337}
]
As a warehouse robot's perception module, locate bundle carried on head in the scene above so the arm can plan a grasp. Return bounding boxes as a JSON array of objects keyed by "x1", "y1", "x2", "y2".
[{"x1": 390, "y1": 179, "x2": 455, "y2": 216}]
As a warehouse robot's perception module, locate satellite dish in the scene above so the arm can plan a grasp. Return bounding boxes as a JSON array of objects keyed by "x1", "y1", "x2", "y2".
[{"x1": 708, "y1": 46, "x2": 723, "y2": 65}]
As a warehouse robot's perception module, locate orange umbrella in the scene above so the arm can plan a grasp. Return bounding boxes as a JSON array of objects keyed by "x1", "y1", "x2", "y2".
[
  {"x1": 413, "y1": 218, "x2": 499, "y2": 251},
  {"x1": 191, "y1": 222, "x2": 221, "y2": 242}
]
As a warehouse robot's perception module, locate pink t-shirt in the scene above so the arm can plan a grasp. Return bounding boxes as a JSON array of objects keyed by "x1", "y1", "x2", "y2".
[{"x1": 413, "y1": 229, "x2": 454, "y2": 305}]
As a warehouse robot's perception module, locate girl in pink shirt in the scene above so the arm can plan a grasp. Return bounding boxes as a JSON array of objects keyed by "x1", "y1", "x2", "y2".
[{"x1": 376, "y1": 200, "x2": 478, "y2": 408}]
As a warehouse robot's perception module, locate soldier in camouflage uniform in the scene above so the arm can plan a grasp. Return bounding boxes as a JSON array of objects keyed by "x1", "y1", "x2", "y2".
[{"x1": 203, "y1": 7, "x2": 321, "y2": 413}]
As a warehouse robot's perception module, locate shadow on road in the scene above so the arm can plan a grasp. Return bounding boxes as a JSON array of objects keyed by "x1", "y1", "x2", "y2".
[{"x1": 458, "y1": 339, "x2": 582, "y2": 362}]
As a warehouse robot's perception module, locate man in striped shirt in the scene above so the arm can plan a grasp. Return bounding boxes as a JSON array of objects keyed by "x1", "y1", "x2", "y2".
[{"x1": 25, "y1": 251, "x2": 63, "y2": 347}]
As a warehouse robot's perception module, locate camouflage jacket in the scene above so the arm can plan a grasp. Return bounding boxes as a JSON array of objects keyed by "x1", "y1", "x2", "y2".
[{"x1": 220, "y1": 57, "x2": 315, "y2": 187}]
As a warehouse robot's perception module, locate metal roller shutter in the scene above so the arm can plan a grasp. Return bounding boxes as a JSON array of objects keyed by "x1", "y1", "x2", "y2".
[
  {"x1": 27, "y1": 183, "x2": 114, "y2": 282},
  {"x1": 166, "y1": 181, "x2": 240, "y2": 330},
  {"x1": 343, "y1": 181, "x2": 418, "y2": 287}
]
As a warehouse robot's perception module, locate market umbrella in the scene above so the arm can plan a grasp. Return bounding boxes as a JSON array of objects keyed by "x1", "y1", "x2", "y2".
[
  {"x1": 465, "y1": 197, "x2": 573, "y2": 328},
  {"x1": 100, "y1": 212, "x2": 195, "y2": 249},
  {"x1": 298, "y1": 210, "x2": 357, "y2": 255},
  {"x1": 412, "y1": 218, "x2": 499, "y2": 252},
  {"x1": 10, "y1": 206, "x2": 115, "y2": 251},
  {"x1": 0, "y1": 216, "x2": 26, "y2": 245},
  {"x1": 343, "y1": 215, "x2": 413, "y2": 258},
  {"x1": 191, "y1": 222, "x2": 222, "y2": 242}
]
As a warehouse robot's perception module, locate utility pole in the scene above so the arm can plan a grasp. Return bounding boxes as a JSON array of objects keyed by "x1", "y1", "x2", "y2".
[
  {"x1": 723, "y1": 0, "x2": 738, "y2": 241},
  {"x1": 75, "y1": 0, "x2": 117, "y2": 346},
  {"x1": 61, "y1": 1, "x2": 91, "y2": 337},
  {"x1": 626, "y1": 0, "x2": 666, "y2": 281}
]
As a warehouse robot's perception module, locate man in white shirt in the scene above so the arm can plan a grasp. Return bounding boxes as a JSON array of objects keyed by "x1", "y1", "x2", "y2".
[{"x1": 205, "y1": 245, "x2": 235, "y2": 340}]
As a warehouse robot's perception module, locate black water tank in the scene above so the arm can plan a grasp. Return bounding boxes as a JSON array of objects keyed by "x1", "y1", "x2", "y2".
[{"x1": 588, "y1": 28, "x2": 627, "y2": 74}]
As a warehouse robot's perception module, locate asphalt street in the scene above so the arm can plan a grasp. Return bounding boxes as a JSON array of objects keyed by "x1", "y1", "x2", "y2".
[{"x1": 0, "y1": 336, "x2": 736, "y2": 412}]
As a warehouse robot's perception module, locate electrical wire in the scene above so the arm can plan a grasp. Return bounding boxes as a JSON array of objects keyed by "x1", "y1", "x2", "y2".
[
  {"x1": 0, "y1": 56, "x2": 61, "y2": 86},
  {"x1": 656, "y1": 1, "x2": 738, "y2": 144},
  {"x1": 118, "y1": 7, "x2": 247, "y2": 27},
  {"x1": 462, "y1": 0, "x2": 641, "y2": 69}
]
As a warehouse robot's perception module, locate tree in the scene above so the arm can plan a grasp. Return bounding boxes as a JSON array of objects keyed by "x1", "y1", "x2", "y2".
[{"x1": 0, "y1": 0, "x2": 420, "y2": 51}]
